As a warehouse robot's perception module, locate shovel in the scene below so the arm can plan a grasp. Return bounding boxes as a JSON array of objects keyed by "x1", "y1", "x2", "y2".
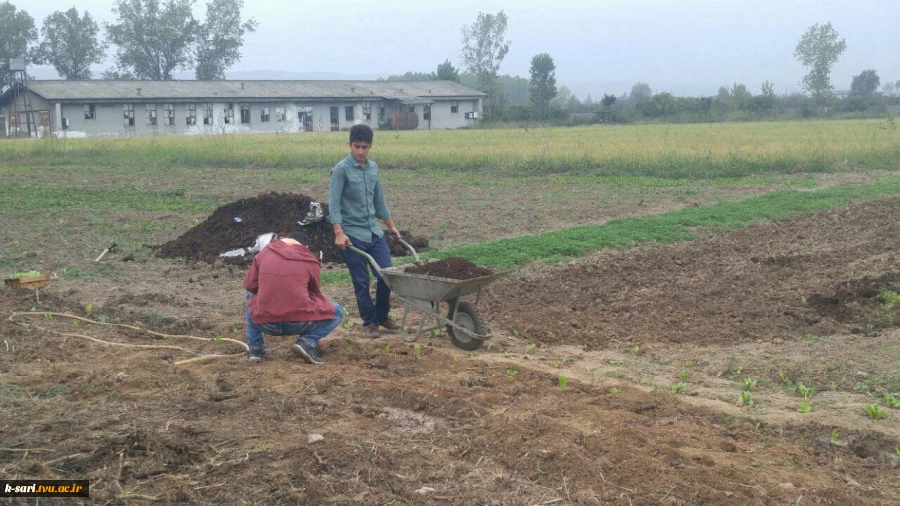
[{"x1": 94, "y1": 242, "x2": 118, "y2": 262}]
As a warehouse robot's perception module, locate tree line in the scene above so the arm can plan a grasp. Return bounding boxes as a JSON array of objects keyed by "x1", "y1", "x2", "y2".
[{"x1": 0, "y1": 0, "x2": 256, "y2": 88}]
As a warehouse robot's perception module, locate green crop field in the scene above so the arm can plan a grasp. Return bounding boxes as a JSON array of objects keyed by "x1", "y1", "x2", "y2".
[{"x1": 1, "y1": 118, "x2": 899, "y2": 178}]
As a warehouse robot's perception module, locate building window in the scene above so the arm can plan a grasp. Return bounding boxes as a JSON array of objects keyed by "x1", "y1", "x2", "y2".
[
  {"x1": 203, "y1": 104, "x2": 213, "y2": 125},
  {"x1": 378, "y1": 106, "x2": 385, "y2": 122},
  {"x1": 9, "y1": 113, "x2": 19, "y2": 132},
  {"x1": 146, "y1": 104, "x2": 157, "y2": 126},
  {"x1": 451, "y1": 101, "x2": 459, "y2": 113},
  {"x1": 345, "y1": 106, "x2": 354, "y2": 121},
  {"x1": 330, "y1": 106, "x2": 339, "y2": 131},
  {"x1": 240, "y1": 104, "x2": 251, "y2": 124},
  {"x1": 164, "y1": 103, "x2": 175, "y2": 126},
  {"x1": 423, "y1": 105, "x2": 431, "y2": 120},
  {"x1": 363, "y1": 106, "x2": 371, "y2": 120},
  {"x1": 84, "y1": 104, "x2": 96, "y2": 120},
  {"x1": 123, "y1": 104, "x2": 135, "y2": 126},
  {"x1": 224, "y1": 104, "x2": 234, "y2": 124},
  {"x1": 260, "y1": 107, "x2": 270, "y2": 122},
  {"x1": 275, "y1": 107, "x2": 286, "y2": 122},
  {"x1": 186, "y1": 104, "x2": 197, "y2": 125}
]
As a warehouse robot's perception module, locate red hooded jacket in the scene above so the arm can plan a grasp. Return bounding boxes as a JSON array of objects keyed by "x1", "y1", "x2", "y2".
[{"x1": 243, "y1": 240, "x2": 335, "y2": 323}]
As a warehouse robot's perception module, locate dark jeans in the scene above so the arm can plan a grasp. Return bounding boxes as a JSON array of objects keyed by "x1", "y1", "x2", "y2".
[
  {"x1": 245, "y1": 292, "x2": 344, "y2": 352},
  {"x1": 340, "y1": 233, "x2": 392, "y2": 326}
]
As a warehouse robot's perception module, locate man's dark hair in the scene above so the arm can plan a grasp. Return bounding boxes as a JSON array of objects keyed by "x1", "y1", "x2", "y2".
[
  {"x1": 349, "y1": 124, "x2": 374, "y2": 144},
  {"x1": 286, "y1": 231, "x2": 312, "y2": 246}
]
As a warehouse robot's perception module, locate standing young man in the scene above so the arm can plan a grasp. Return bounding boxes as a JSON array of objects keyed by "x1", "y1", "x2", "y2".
[
  {"x1": 329, "y1": 124, "x2": 401, "y2": 337},
  {"x1": 244, "y1": 231, "x2": 343, "y2": 363}
]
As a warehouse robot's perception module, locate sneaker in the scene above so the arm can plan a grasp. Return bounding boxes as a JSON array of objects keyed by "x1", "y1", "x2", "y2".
[
  {"x1": 247, "y1": 349, "x2": 264, "y2": 362},
  {"x1": 362, "y1": 322, "x2": 380, "y2": 338},
  {"x1": 292, "y1": 339, "x2": 325, "y2": 365},
  {"x1": 380, "y1": 318, "x2": 401, "y2": 332}
]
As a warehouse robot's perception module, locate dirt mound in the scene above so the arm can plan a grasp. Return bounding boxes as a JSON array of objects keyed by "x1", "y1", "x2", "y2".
[
  {"x1": 405, "y1": 257, "x2": 494, "y2": 279},
  {"x1": 484, "y1": 196, "x2": 900, "y2": 349},
  {"x1": 154, "y1": 192, "x2": 428, "y2": 264}
]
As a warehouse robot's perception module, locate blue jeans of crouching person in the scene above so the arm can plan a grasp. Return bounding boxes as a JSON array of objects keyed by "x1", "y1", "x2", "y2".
[{"x1": 245, "y1": 293, "x2": 344, "y2": 355}]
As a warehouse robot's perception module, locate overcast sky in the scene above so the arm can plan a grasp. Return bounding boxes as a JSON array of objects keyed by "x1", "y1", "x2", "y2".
[{"x1": 13, "y1": 0, "x2": 900, "y2": 98}]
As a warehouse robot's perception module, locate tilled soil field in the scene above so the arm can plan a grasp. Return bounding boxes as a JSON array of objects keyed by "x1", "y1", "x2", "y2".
[{"x1": 2, "y1": 197, "x2": 900, "y2": 505}]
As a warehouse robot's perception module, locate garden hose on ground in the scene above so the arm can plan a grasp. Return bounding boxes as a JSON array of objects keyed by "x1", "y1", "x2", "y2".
[{"x1": 6, "y1": 312, "x2": 248, "y2": 365}]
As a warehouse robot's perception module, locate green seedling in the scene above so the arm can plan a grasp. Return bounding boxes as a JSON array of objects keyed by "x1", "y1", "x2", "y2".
[
  {"x1": 344, "y1": 341, "x2": 353, "y2": 351},
  {"x1": 44, "y1": 312, "x2": 54, "y2": 320},
  {"x1": 866, "y1": 404, "x2": 885, "y2": 420},
  {"x1": 627, "y1": 346, "x2": 640, "y2": 356},
  {"x1": 670, "y1": 382, "x2": 687, "y2": 394},
  {"x1": 558, "y1": 375, "x2": 568, "y2": 388},
  {"x1": 10, "y1": 270, "x2": 43, "y2": 278},
  {"x1": 552, "y1": 361, "x2": 560, "y2": 368},
  {"x1": 496, "y1": 343, "x2": 504, "y2": 352},
  {"x1": 30, "y1": 306, "x2": 37, "y2": 312},
  {"x1": 739, "y1": 391, "x2": 754, "y2": 406},
  {"x1": 506, "y1": 369, "x2": 518, "y2": 377},
  {"x1": 798, "y1": 400, "x2": 812, "y2": 414},
  {"x1": 895, "y1": 446, "x2": 900, "y2": 456},
  {"x1": 71, "y1": 319, "x2": 79, "y2": 327},
  {"x1": 525, "y1": 344, "x2": 537, "y2": 354},
  {"x1": 429, "y1": 328, "x2": 443, "y2": 337},
  {"x1": 608, "y1": 359, "x2": 625, "y2": 366},
  {"x1": 84, "y1": 303, "x2": 93, "y2": 315},
  {"x1": 830, "y1": 429, "x2": 839, "y2": 444},
  {"x1": 878, "y1": 290, "x2": 900, "y2": 307},
  {"x1": 563, "y1": 357, "x2": 575, "y2": 365},
  {"x1": 512, "y1": 330, "x2": 519, "y2": 337},
  {"x1": 609, "y1": 387, "x2": 620, "y2": 393},
  {"x1": 342, "y1": 321, "x2": 355, "y2": 330},
  {"x1": 742, "y1": 377, "x2": 758, "y2": 391},
  {"x1": 797, "y1": 382, "x2": 815, "y2": 399},
  {"x1": 452, "y1": 354, "x2": 458, "y2": 362},
  {"x1": 883, "y1": 393, "x2": 900, "y2": 409},
  {"x1": 384, "y1": 344, "x2": 393, "y2": 353},
  {"x1": 503, "y1": 352, "x2": 510, "y2": 358},
  {"x1": 214, "y1": 333, "x2": 223, "y2": 343},
  {"x1": 413, "y1": 344, "x2": 422, "y2": 358}
]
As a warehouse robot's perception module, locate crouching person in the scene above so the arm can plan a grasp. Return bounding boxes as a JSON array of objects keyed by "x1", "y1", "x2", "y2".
[{"x1": 244, "y1": 231, "x2": 343, "y2": 364}]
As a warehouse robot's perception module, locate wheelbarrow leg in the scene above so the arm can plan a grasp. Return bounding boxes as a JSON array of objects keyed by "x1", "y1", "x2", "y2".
[{"x1": 400, "y1": 305, "x2": 410, "y2": 334}]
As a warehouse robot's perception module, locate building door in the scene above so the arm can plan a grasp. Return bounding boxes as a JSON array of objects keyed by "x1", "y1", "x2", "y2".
[
  {"x1": 330, "y1": 106, "x2": 339, "y2": 131},
  {"x1": 299, "y1": 111, "x2": 313, "y2": 132},
  {"x1": 38, "y1": 111, "x2": 50, "y2": 137}
]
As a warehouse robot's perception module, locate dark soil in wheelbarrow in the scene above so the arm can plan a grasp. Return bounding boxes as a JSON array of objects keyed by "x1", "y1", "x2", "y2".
[
  {"x1": 405, "y1": 257, "x2": 494, "y2": 280},
  {"x1": 154, "y1": 192, "x2": 428, "y2": 265}
]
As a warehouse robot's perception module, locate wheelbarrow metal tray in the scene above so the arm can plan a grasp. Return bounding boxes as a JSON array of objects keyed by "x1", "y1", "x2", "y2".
[{"x1": 380, "y1": 266, "x2": 508, "y2": 302}]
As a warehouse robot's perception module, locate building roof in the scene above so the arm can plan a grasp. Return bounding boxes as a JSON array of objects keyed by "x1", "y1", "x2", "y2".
[{"x1": 8, "y1": 80, "x2": 485, "y2": 103}]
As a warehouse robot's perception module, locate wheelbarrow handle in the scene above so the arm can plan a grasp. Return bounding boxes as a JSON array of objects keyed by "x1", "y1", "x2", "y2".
[
  {"x1": 348, "y1": 246, "x2": 384, "y2": 277},
  {"x1": 392, "y1": 236, "x2": 420, "y2": 262}
]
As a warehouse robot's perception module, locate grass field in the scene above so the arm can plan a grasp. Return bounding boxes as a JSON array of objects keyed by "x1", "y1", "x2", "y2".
[{"x1": 1, "y1": 118, "x2": 899, "y2": 177}]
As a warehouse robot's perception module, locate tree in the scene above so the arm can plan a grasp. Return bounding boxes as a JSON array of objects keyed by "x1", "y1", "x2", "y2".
[
  {"x1": 794, "y1": 22, "x2": 846, "y2": 102},
  {"x1": 0, "y1": 1, "x2": 37, "y2": 89},
  {"x1": 583, "y1": 94, "x2": 593, "y2": 108},
  {"x1": 850, "y1": 69, "x2": 880, "y2": 96},
  {"x1": 552, "y1": 85, "x2": 571, "y2": 109},
  {"x1": 34, "y1": 8, "x2": 106, "y2": 80},
  {"x1": 884, "y1": 80, "x2": 899, "y2": 98},
  {"x1": 434, "y1": 59, "x2": 460, "y2": 83},
  {"x1": 601, "y1": 93, "x2": 617, "y2": 110},
  {"x1": 629, "y1": 82, "x2": 652, "y2": 104},
  {"x1": 195, "y1": 0, "x2": 257, "y2": 80},
  {"x1": 105, "y1": 0, "x2": 199, "y2": 80},
  {"x1": 460, "y1": 11, "x2": 510, "y2": 115},
  {"x1": 528, "y1": 53, "x2": 556, "y2": 119}
]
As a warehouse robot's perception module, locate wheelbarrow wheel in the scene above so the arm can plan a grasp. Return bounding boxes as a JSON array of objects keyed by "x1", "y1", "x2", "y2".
[{"x1": 446, "y1": 301, "x2": 488, "y2": 351}]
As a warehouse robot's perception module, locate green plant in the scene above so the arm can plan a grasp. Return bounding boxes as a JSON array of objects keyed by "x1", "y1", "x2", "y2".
[
  {"x1": 883, "y1": 393, "x2": 900, "y2": 409},
  {"x1": 796, "y1": 382, "x2": 815, "y2": 399},
  {"x1": 558, "y1": 375, "x2": 568, "y2": 388},
  {"x1": 496, "y1": 343, "x2": 504, "y2": 352},
  {"x1": 608, "y1": 387, "x2": 620, "y2": 393},
  {"x1": 552, "y1": 360, "x2": 560, "y2": 368},
  {"x1": 742, "y1": 377, "x2": 758, "y2": 391},
  {"x1": 525, "y1": 343, "x2": 536, "y2": 354},
  {"x1": 214, "y1": 333, "x2": 222, "y2": 343},
  {"x1": 384, "y1": 344, "x2": 393, "y2": 353},
  {"x1": 506, "y1": 369, "x2": 518, "y2": 377},
  {"x1": 429, "y1": 328, "x2": 443, "y2": 337},
  {"x1": 84, "y1": 302, "x2": 93, "y2": 315},
  {"x1": 608, "y1": 359, "x2": 625, "y2": 366},
  {"x1": 413, "y1": 344, "x2": 422, "y2": 358},
  {"x1": 10, "y1": 270, "x2": 43, "y2": 278},
  {"x1": 563, "y1": 357, "x2": 574, "y2": 365},
  {"x1": 895, "y1": 446, "x2": 900, "y2": 456},
  {"x1": 627, "y1": 345, "x2": 640, "y2": 355},
  {"x1": 342, "y1": 321, "x2": 355, "y2": 330},
  {"x1": 798, "y1": 400, "x2": 812, "y2": 413},
  {"x1": 830, "y1": 429, "x2": 839, "y2": 444},
  {"x1": 71, "y1": 319, "x2": 79, "y2": 327},
  {"x1": 739, "y1": 391, "x2": 754, "y2": 406},
  {"x1": 878, "y1": 290, "x2": 900, "y2": 307},
  {"x1": 671, "y1": 382, "x2": 687, "y2": 394},
  {"x1": 866, "y1": 403, "x2": 885, "y2": 420}
]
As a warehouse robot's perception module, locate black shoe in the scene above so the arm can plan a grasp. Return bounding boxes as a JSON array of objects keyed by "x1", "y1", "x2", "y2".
[{"x1": 292, "y1": 340, "x2": 325, "y2": 365}]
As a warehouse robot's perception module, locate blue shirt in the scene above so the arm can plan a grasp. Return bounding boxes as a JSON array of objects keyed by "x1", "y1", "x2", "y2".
[{"x1": 328, "y1": 153, "x2": 391, "y2": 241}]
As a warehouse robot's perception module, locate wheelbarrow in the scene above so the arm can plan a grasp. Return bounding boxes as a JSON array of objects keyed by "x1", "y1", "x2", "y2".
[{"x1": 350, "y1": 239, "x2": 507, "y2": 351}]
